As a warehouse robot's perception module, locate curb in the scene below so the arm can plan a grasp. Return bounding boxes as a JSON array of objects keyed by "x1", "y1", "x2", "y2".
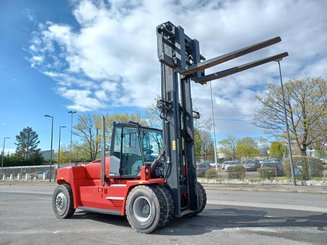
[
  {"x1": 1, "y1": 180, "x2": 326, "y2": 194},
  {"x1": 198, "y1": 178, "x2": 327, "y2": 194},
  {"x1": 0, "y1": 180, "x2": 56, "y2": 186},
  {"x1": 198, "y1": 178, "x2": 327, "y2": 186}
]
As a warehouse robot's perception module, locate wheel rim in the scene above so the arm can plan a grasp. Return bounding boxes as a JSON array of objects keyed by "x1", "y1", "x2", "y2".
[
  {"x1": 55, "y1": 192, "x2": 66, "y2": 212},
  {"x1": 133, "y1": 196, "x2": 151, "y2": 223}
]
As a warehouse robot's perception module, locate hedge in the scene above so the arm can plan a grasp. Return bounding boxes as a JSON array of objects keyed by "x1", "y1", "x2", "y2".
[
  {"x1": 227, "y1": 165, "x2": 246, "y2": 180},
  {"x1": 258, "y1": 167, "x2": 275, "y2": 180},
  {"x1": 205, "y1": 168, "x2": 218, "y2": 179}
]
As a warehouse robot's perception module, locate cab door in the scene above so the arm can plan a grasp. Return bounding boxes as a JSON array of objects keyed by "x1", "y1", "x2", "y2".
[{"x1": 110, "y1": 124, "x2": 144, "y2": 178}]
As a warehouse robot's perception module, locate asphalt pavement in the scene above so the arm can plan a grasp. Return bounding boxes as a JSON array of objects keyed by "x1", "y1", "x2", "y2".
[{"x1": 0, "y1": 183, "x2": 326, "y2": 244}]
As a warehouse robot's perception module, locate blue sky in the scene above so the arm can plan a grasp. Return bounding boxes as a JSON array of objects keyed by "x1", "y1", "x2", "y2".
[
  {"x1": 0, "y1": 0, "x2": 78, "y2": 153},
  {"x1": 1, "y1": 0, "x2": 327, "y2": 153}
]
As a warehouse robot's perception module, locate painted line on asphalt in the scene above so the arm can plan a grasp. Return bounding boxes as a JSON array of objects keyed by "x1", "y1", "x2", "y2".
[
  {"x1": 0, "y1": 190, "x2": 51, "y2": 195},
  {"x1": 0, "y1": 227, "x2": 127, "y2": 235},
  {"x1": 208, "y1": 200, "x2": 327, "y2": 213},
  {"x1": 220, "y1": 226, "x2": 325, "y2": 234},
  {"x1": 203, "y1": 186, "x2": 327, "y2": 194}
]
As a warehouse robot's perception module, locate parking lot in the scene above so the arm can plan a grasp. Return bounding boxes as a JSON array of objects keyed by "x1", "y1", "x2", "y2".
[{"x1": 1, "y1": 184, "x2": 326, "y2": 244}]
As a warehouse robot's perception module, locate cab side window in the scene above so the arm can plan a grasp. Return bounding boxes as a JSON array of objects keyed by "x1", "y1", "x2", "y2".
[
  {"x1": 109, "y1": 126, "x2": 122, "y2": 176},
  {"x1": 120, "y1": 127, "x2": 143, "y2": 176}
]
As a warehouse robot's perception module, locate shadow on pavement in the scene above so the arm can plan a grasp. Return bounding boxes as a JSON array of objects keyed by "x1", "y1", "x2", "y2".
[
  {"x1": 157, "y1": 206, "x2": 327, "y2": 236},
  {"x1": 71, "y1": 210, "x2": 130, "y2": 228},
  {"x1": 71, "y1": 205, "x2": 327, "y2": 236}
]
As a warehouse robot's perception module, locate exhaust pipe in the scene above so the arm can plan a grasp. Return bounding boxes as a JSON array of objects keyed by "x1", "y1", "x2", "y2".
[{"x1": 101, "y1": 115, "x2": 106, "y2": 186}]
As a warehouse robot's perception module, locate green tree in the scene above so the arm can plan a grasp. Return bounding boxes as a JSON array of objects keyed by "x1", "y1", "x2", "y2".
[
  {"x1": 15, "y1": 127, "x2": 43, "y2": 164},
  {"x1": 257, "y1": 137, "x2": 269, "y2": 157},
  {"x1": 145, "y1": 103, "x2": 214, "y2": 160},
  {"x1": 193, "y1": 119, "x2": 214, "y2": 159},
  {"x1": 72, "y1": 143, "x2": 92, "y2": 163},
  {"x1": 56, "y1": 144, "x2": 70, "y2": 164},
  {"x1": 312, "y1": 142, "x2": 327, "y2": 158},
  {"x1": 218, "y1": 136, "x2": 238, "y2": 160},
  {"x1": 2, "y1": 155, "x2": 24, "y2": 167},
  {"x1": 316, "y1": 105, "x2": 327, "y2": 144},
  {"x1": 269, "y1": 141, "x2": 284, "y2": 159},
  {"x1": 194, "y1": 128, "x2": 204, "y2": 157},
  {"x1": 105, "y1": 112, "x2": 145, "y2": 139},
  {"x1": 144, "y1": 98, "x2": 162, "y2": 129},
  {"x1": 194, "y1": 127, "x2": 214, "y2": 159},
  {"x1": 236, "y1": 137, "x2": 259, "y2": 159},
  {"x1": 57, "y1": 144, "x2": 92, "y2": 164},
  {"x1": 74, "y1": 114, "x2": 101, "y2": 161},
  {"x1": 201, "y1": 130, "x2": 213, "y2": 157},
  {"x1": 255, "y1": 77, "x2": 327, "y2": 155}
]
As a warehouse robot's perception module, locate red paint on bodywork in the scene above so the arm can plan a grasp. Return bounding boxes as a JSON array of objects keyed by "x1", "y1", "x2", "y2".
[{"x1": 56, "y1": 157, "x2": 164, "y2": 215}]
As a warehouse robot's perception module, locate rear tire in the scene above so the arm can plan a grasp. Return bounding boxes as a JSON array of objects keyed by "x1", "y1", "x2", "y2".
[
  {"x1": 52, "y1": 184, "x2": 75, "y2": 219},
  {"x1": 194, "y1": 182, "x2": 207, "y2": 215},
  {"x1": 126, "y1": 185, "x2": 165, "y2": 233}
]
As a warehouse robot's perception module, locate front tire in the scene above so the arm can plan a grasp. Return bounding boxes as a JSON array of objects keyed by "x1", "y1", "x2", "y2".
[
  {"x1": 194, "y1": 182, "x2": 207, "y2": 215},
  {"x1": 156, "y1": 185, "x2": 175, "y2": 228},
  {"x1": 126, "y1": 185, "x2": 165, "y2": 233},
  {"x1": 52, "y1": 184, "x2": 75, "y2": 219}
]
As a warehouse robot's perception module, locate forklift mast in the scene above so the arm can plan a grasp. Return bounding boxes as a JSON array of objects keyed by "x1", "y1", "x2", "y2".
[
  {"x1": 156, "y1": 21, "x2": 288, "y2": 217},
  {"x1": 157, "y1": 22, "x2": 199, "y2": 216}
]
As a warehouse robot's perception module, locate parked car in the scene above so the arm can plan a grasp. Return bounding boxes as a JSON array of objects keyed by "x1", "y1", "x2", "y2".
[
  {"x1": 223, "y1": 160, "x2": 242, "y2": 171},
  {"x1": 222, "y1": 160, "x2": 241, "y2": 169},
  {"x1": 260, "y1": 160, "x2": 284, "y2": 176},
  {"x1": 242, "y1": 159, "x2": 259, "y2": 171},
  {"x1": 209, "y1": 162, "x2": 220, "y2": 168},
  {"x1": 196, "y1": 163, "x2": 211, "y2": 176}
]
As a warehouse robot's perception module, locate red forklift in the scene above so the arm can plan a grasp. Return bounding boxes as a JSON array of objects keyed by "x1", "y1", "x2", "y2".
[{"x1": 52, "y1": 21, "x2": 288, "y2": 233}]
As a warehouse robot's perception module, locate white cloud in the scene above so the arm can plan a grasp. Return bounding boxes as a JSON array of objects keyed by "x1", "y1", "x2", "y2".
[
  {"x1": 58, "y1": 87, "x2": 106, "y2": 112},
  {"x1": 28, "y1": 0, "x2": 327, "y2": 137},
  {"x1": 25, "y1": 8, "x2": 35, "y2": 22},
  {"x1": 30, "y1": 55, "x2": 44, "y2": 66}
]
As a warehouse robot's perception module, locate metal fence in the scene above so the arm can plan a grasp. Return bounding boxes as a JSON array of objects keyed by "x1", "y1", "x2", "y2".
[
  {"x1": 0, "y1": 163, "x2": 83, "y2": 181},
  {"x1": 0, "y1": 165, "x2": 53, "y2": 181}
]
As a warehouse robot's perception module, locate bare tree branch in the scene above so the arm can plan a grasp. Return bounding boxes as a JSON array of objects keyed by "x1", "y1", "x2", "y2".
[{"x1": 255, "y1": 77, "x2": 327, "y2": 155}]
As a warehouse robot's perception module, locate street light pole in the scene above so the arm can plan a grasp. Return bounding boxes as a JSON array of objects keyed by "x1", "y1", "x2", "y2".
[
  {"x1": 44, "y1": 114, "x2": 54, "y2": 182},
  {"x1": 58, "y1": 126, "x2": 66, "y2": 169},
  {"x1": 1, "y1": 137, "x2": 10, "y2": 173},
  {"x1": 68, "y1": 111, "x2": 76, "y2": 165},
  {"x1": 209, "y1": 81, "x2": 218, "y2": 171},
  {"x1": 277, "y1": 60, "x2": 296, "y2": 186}
]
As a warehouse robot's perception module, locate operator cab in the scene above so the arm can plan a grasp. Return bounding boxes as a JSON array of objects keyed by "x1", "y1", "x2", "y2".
[{"x1": 109, "y1": 122, "x2": 163, "y2": 178}]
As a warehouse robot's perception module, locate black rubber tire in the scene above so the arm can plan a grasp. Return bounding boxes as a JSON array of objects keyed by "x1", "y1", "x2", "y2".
[
  {"x1": 52, "y1": 184, "x2": 75, "y2": 219},
  {"x1": 156, "y1": 185, "x2": 175, "y2": 228},
  {"x1": 126, "y1": 185, "x2": 165, "y2": 233},
  {"x1": 194, "y1": 182, "x2": 207, "y2": 215}
]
